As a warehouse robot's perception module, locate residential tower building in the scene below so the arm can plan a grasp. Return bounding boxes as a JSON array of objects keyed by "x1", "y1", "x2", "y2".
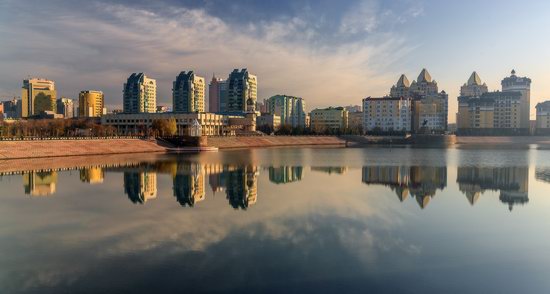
[
  {"x1": 173, "y1": 71, "x2": 205, "y2": 113},
  {"x1": 79, "y1": 90, "x2": 105, "y2": 117},
  {"x1": 21, "y1": 78, "x2": 57, "y2": 118},
  {"x1": 123, "y1": 73, "x2": 156, "y2": 114}
]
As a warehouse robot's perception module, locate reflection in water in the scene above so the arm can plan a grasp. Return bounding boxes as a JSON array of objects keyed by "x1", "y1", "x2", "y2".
[
  {"x1": 535, "y1": 168, "x2": 550, "y2": 183},
  {"x1": 6, "y1": 157, "x2": 540, "y2": 212},
  {"x1": 268, "y1": 166, "x2": 303, "y2": 184},
  {"x1": 362, "y1": 166, "x2": 447, "y2": 209},
  {"x1": 124, "y1": 171, "x2": 158, "y2": 204},
  {"x1": 311, "y1": 166, "x2": 348, "y2": 175},
  {"x1": 457, "y1": 166, "x2": 529, "y2": 210},
  {"x1": 173, "y1": 163, "x2": 206, "y2": 207},
  {"x1": 23, "y1": 171, "x2": 58, "y2": 196},
  {"x1": 226, "y1": 165, "x2": 258, "y2": 210},
  {"x1": 79, "y1": 167, "x2": 104, "y2": 184},
  {"x1": 4, "y1": 149, "x2": 550, "y2": 293}
]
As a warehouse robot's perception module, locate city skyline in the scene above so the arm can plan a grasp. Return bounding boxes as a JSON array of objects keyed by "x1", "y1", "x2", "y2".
[{"x1": 2, "y1": 0, "x2": 550, "y2": 123}]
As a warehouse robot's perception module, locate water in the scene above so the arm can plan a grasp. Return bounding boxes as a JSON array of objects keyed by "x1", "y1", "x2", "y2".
[{"x1": 1, "y1": 147, "x2": 550, "y2": 293}]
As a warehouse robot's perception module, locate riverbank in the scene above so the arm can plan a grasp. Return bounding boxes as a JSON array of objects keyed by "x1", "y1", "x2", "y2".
[
  {"x1": 207, "y1": 136, "x2": 346, "y2": 149},
  {"x1": 0, "y1": 138, "x2": 167, "y2": 160}
]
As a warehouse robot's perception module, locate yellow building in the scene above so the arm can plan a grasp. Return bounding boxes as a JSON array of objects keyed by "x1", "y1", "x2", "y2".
[
  {"x1": 309, "y1": 107, "x2": 348, "y2": 133},
  {"x1": 413, "y1": 97, "x2": 447, "y2": 133},
  {"x1": 21, "y1": 78, "x2": 57, "y2": 118},
  {"x1": 79, "y1": 90, "x2": 105, "y2": 117}
]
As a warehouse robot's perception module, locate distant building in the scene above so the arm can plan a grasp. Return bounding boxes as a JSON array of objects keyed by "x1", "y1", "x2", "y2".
[
  {"x1": 156, "y1": 105, "x2": 169, "y2": 113},
  {"x1": 344, "y1": 105, "x2": 362, "y2": 113},
  {"x1": 1, "y1": 98, "x2": 22, "y2": 119},
  {"x1": 123, "y1": 73, "x2": 156, "y2": 114},
  {"x1": 265, "y1": 95, "x2": 307, "y2": 128},
  {"x1": 310, "y1": 107, "x2": 348, "y2": 132},
  {"x1": 208, "y1": 75, "x2": 228, "y2": 113},
  {"x1": 536, "y1": 101, "x2": 550, "y2": 135},
  {"x1": 173, "y1": 71, "x2": 205, "y2": 113},
  {"x1": 102, "y1": 112, "x2": 255, "y2": 136},
  {"x1": 348, "y1": 111, "x2": 363, "y2": 131},
  {"x1": 79, "y1": 90, "x2": 105, "y2": 117},
  {"x1": 21, "y1": 78, "x2": 57, "y2": 118},
  {"x1": 363, "y1": 97, "x2": 412, "y2": 133},
  {"x1": 256, "y1": 113, "x2": 281, "y2": 131},
  {"x1": 502, "y1": 70, "x2": 531, "y2": 129},
  {"x1": 386, "y1": 69, "x2": 448, "y2": 133},
  {"x1": 390, "y1": 74, "x2": 410, "y2": 97},
  {"x1": 457, "y1": 72, "x2": 489, "y2": 131},
  {"x1": 227, "y1": 69, "x2": 257, "y2": 113},
  {"x1": 56, "y1": 97, "x2": 74, "y2": 118}
]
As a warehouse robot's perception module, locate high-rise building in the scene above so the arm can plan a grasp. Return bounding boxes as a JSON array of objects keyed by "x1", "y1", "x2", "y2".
[
  {"x1": 123, "y1": 73, "x2": 156, "y2": 114},
  {"x1": 227, "y1": 69, "x2": 257, "y2": 113},
  {"x1": 386, "y1": 70, "x2": 448, "y2": 133},
  {"x1": 501, "y1": 70, "x2": 531, "y2": 129},
  {"x1": 536, "y1": 101, "x2": 550, "y2": 135},
  {"x1": 21, "y1": 78, "x2": 57, "y2": 118},
  {"x1": 265, "y1": 95, "x2": 307, "y2": 128},
  {"x1": 56, "y1": 97, "x2": 74, "y2": 118},
  {"x1": 78, "y1": 90, "x2": 105, "y2": 117},
  {"x1": 1, "y1": 98, "x2": 22, "y2": 119},
  {"x1": 457, "y1": 71, "x2": 527, "y2": 135},
  {"x1": 363, "y1": 97, "x2": 412, "y2": 133},
  {"x1": 390, "y1": 74, "x2": 410, "y2": 97},
  {"x1": 173, "y1": 71, "x2": 206, "y2": 113},
  {"x1": 209, "y1": 75, "x2": 227, "y2": 113},
  {"x1": 310, "y1": 107, "x2": 349, "y2": 132}
]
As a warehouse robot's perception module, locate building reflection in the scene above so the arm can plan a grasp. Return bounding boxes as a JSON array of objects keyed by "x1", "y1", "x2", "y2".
[
  {"x1": 173, "y1": 163, "x2": 206, "y2": 207},
  {"x1": 535, "y1": 168, "x2": 550, "y2": 184},
  {"x1": 362, "y1": 166, "x2": 447, "y2": 209},
  {"x1": 79, "y1": 167, "x2": 104, "y2": 184},
  {"x1": 311, "y1": 166, "x2": 348, "y2": 175},
  {"x1": 123, "y1": 171, "x2": 157, "y2": 204},
  {"x1": 23, "y1": 171, "x2": 58, "y2": 196},
  {"x1": 268, "y1": 166, "x2": 303, "y2": 184},
  {"x1": 457, "y1": 166, "x2": 528, "y2": 211},
  {"x1": 226, "y1": 165, "x2": 259, "y2": 210}
]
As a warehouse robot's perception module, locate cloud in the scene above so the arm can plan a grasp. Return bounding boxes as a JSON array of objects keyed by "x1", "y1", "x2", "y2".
[{"x1": 0, "y1": 0, "x2": 421, "y2": 110}]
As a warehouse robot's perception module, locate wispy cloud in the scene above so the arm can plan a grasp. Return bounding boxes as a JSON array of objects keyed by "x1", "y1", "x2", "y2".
[{"x1": 0, "y1": 0, "x2": 422, "y2": 109}]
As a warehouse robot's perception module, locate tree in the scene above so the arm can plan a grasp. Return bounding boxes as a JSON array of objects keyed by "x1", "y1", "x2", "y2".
[{"x1": 152, "y1": 119, "x2": 177, "y2": 137}]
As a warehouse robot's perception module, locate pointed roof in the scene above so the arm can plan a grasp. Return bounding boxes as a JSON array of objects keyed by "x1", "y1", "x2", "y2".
[
  {"x1": 417, "y1": 68, "x2": 432, "y2": 83},
  {"x1": 396, "y1": 74, "x2": 410, "y2": 87},
  {"x1": 467, "y1": 71, "x2": 482, "y2": 86}
]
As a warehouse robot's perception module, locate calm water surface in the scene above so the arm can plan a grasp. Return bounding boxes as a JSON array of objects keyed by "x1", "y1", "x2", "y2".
[{"x1": 1, "y1": 147, "x2": 550, "y2": 293}]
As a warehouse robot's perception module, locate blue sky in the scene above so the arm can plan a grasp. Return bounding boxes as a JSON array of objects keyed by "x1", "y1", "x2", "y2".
[{"x1": 1, "y1": 0, "x2": 549, "y2": 121}]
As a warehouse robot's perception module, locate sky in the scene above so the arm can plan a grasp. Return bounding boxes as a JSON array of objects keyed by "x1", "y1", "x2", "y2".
[{"x1": 1, "y1": 0, "x2": 550, "y2": 122}]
